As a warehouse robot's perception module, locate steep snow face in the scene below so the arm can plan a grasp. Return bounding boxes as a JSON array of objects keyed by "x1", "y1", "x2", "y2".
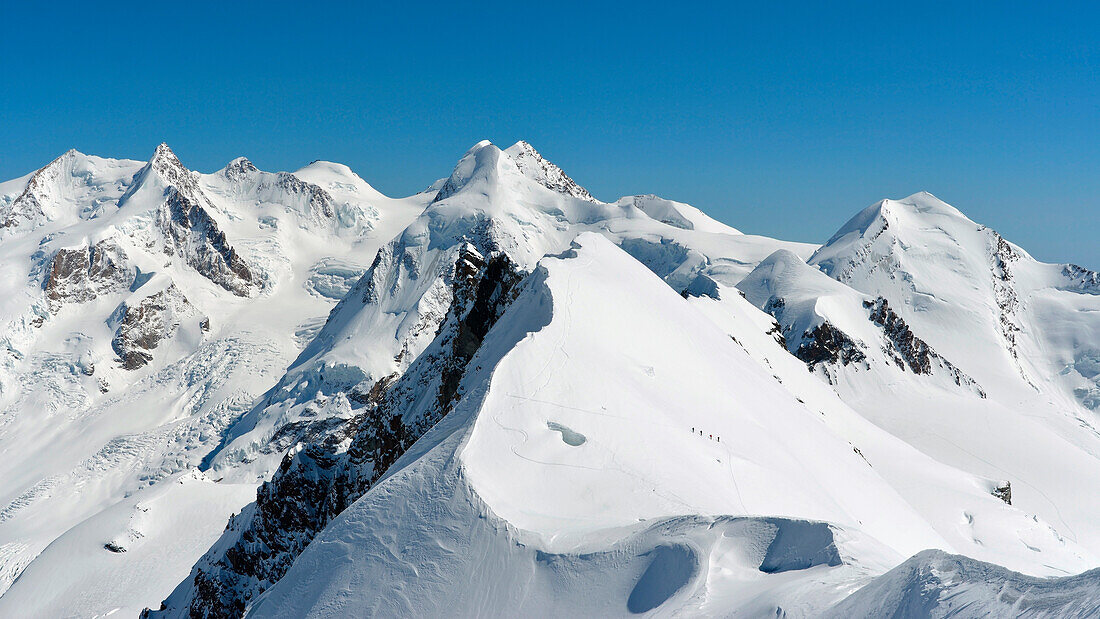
[
  {"x1": 243, "y1": 235, "x2": 1089, "y2": 618},
  {"x1": 202, "y1": 139, "x2": 816, "y2": 484},
  {"x1": 808, "y1": 193, "x2": 1027, "y2": 390},
  {"x1": 460, "y1": 234, "x2": 940, "y2": 549},
  {"x1": 0, "y1": 144, "x2": 429, "y2": 616}
]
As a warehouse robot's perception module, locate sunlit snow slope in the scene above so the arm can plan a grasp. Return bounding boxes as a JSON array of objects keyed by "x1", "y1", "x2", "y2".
[{"x1": 1, "y1": 140, "x2": 1099, "y2": 618}]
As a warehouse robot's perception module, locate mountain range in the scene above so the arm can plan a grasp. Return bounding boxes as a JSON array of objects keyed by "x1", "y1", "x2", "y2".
[{"x1": 0, "y1": 140, "x2": 1098, "y2": 617}]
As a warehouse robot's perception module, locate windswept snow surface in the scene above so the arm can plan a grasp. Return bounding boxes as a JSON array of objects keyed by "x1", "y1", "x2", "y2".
[
  {"x1": 249, "y1": 234, "x2": 1092, "y2": 617},
  {"x1": 2, "y1": 141, "x2": 1100, "y2": 617}
]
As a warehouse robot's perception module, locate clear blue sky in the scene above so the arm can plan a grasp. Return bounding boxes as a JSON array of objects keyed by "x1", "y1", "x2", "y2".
[{"x1": 2, "y1": 1, "x2": 1097, "y2": 266}]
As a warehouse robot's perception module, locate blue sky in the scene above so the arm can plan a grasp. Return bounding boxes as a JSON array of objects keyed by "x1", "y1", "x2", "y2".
[{"x1": 2, "y1": 1, "x2": 1097, "y2": 265}]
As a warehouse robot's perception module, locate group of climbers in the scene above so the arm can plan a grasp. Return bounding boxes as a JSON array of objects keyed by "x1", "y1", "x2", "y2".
[{"x1": 691, "y1": 427, "x2": 719, "y2": 442}]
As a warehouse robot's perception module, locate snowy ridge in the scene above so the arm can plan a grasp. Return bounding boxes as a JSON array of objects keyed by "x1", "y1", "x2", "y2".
[
  {"x1": 144, "y1": 142, "x2": 818, "y2": 615},
  {"x1": 241, "y1": 233, "x2": 1090, "y2": 616},
  {"x1": 0, "y1": 142, "x2": 1099, "y2": 617}
]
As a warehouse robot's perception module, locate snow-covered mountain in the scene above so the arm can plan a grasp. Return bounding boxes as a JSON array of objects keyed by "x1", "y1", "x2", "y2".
[{"x1": 0, "y1": 141, "x2": 1098, "y2": 617}]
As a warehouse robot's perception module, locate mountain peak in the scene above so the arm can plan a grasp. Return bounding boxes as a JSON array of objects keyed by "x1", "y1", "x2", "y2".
[
  {"x1": 888, "y1": 191, "x2": 966, "y2": 219},
  {"x1": 152, "y1": 142, "x2": 177, "y2": 161},
  {"x1": 432, "y1": 141, "x2": 506, "y2": 203},
  {"x1": 138, "y1": 143, "x2": 197, "y2": 194},
  {"x1": 503, "y1": 140, "x2": 596, "y2": 202},
  {"x1": 0, "y1": 149, "x2": 102, "y2": 228},
  {"x1": 820, "y1": 192, "x2": 971, "y2": 252},
  {"x1": 221, "y1": 156, "x2": 259, "y2": 180}
]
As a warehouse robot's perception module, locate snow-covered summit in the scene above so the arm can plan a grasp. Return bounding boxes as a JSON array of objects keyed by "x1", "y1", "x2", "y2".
[
  {"x1": 2, "y1": 142, "x2": 1100, "y2": 617},
  {"x1": 0, "y1": 149, "x2": 144, "y2": 230},
  {"x1": 503, "y1": 139, "x2": 598, "y2": 201}
]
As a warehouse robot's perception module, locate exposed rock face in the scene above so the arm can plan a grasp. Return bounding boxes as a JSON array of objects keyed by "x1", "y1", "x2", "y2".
[
  {"x1": 866, "y1": 297, "x2": 934, "y2": 373},
  {"x1": 993, "y1": 481, "x2": 1012, "y2": 505},
  {"x1": 505, "y1": 140, "x2": 596, "y2": 202},
  {"x1": 123, "y1": 144, "x2": 258, "y2": 297},
  {"x1": 111, "y1": 285, "x2": 194, "y2": 370},
  {"x1": 43, "y1": 239, "x2": 133, "y2": 311},
  {"x1": 1063, "y1": 263, "x2": 1100, "y2": 295},
  {"x1": 151, "y1": 247, "x2": 526, "y2": 618},
  {"x1": 794, "y1": 321, "x2": 868, "y2": 369},
  {"x1": 157, "y1": 188, "x2": 256, "y2": 297},
  {"x1": 221, "y1": 157, "x2": 338, "y2": 221},
  {"x1": 274, "y1": 172, "x2": 336, "y2": 220},
  {"x1": 758, "y1": 296, "x2": 867, "y2": 371},
  {"x1": 987, "y1": 230, "x2": 1022, "y2": 362},
  {"x1": 864, "y1": 297, "x2": 985, "y2": 395}
]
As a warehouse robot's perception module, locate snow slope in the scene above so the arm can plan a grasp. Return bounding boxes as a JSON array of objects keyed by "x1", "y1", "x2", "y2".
[
  {"x1": 247, "y1": 233, "x2": 1090, "y2": 617},
  {"x1": 2, "y1": 141, "x2": 1099, "y2": 617},
  {"x1": 737, "y1": 192, "x2": 1100, "y2": 555},
  {"x1": 150, "y1": 140, "x2": 820, "y2": 616}
]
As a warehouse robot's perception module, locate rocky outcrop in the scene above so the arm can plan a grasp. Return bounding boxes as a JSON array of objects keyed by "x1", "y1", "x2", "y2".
[
  {"x1": 275, "y1": 172, "x2": 336, "y2": 220},
  {"x1": 111, "y1": 285, "x2": 194, "y2": 370},
  {"x1": 793, "y1": 322, "x2": 868, "y2": 369},
  {"x1": 157, "y1": 188, "x2": 256, "y2": 297},
  {"x1": 864, "y1": 297, "x2": 985, "y2": 395},
  {"x1": 987, "y1": 230, "x2": 1022, "y2": 361},
  {"x1": 992, "y1": 481, "x2": 1012, "y2": 505},
  {"x1": 43, "y1": 239, "x2": 133, "y2": 311},
  {"x1": 1062, "y1": 264, "x2": 1100, "y2": 296},
  {"x1": 758, "y1": 296, "x2": 866, "y2": 371},
  {"x1": 149, "y1": 246, "x2": 526, "y2": 618},
  {"x1": 505, "y1": 140, "x2": 596, "y2": 201}
]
